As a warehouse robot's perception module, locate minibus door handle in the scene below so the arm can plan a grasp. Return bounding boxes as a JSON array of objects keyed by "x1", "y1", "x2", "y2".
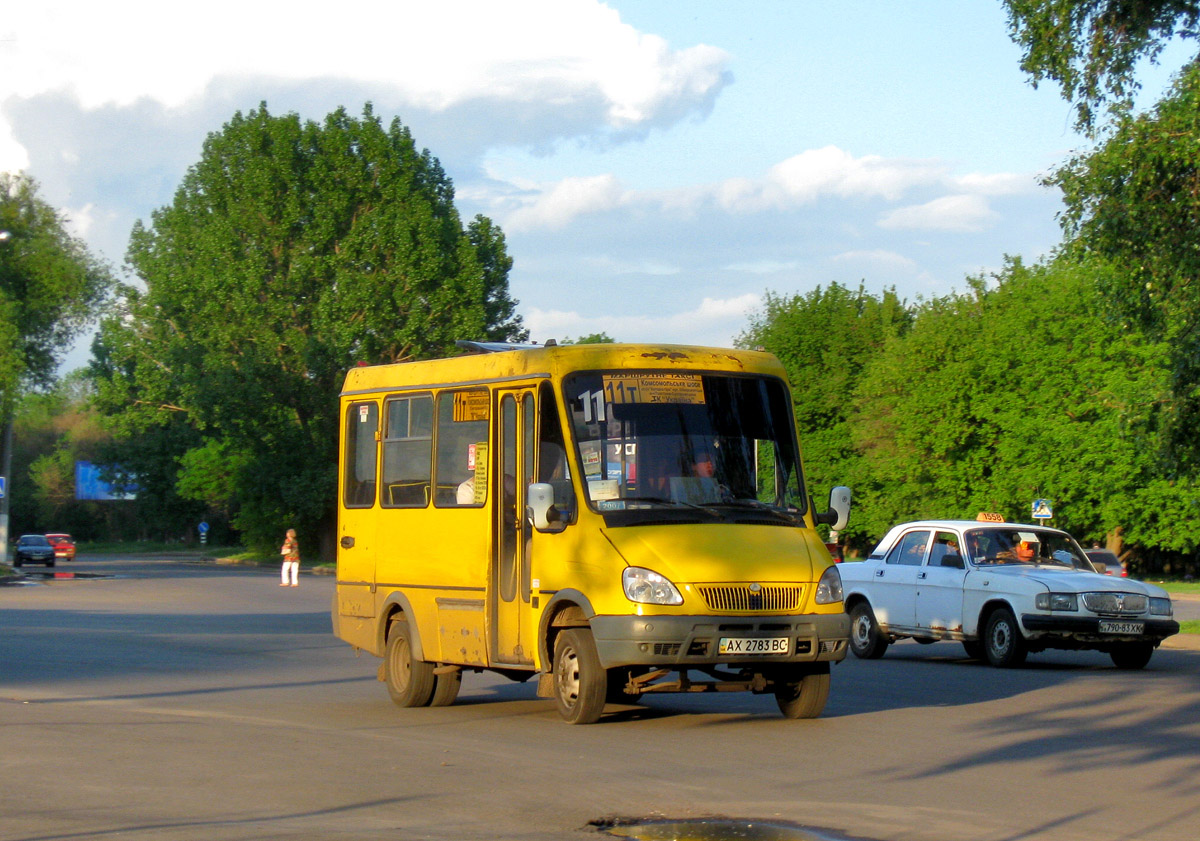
[{"x1": 340, "y1": 536, "x2": 355, "y2": 549}]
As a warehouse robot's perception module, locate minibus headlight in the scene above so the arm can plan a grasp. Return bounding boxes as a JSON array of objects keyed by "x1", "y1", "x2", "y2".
[
  {"x1": 622, "y1": 567, "x2": 683, "y2": 606},
  {"x1": 814, "y1": 565, "x2": 843, "y2": 605}
]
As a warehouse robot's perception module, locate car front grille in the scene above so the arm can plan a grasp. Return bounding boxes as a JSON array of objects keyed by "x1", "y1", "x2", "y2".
[
  {"x1": 1082, "y1": 592, "x2": 1148, "y2": 615},
  {"x1": 695, "y1": 584, "x2": 803, "y2": 612}
]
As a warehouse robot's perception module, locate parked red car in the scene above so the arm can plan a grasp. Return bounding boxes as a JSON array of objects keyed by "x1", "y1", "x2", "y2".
[{"x1": 44, "y1": 533, "x2": 76, "y2": 562}]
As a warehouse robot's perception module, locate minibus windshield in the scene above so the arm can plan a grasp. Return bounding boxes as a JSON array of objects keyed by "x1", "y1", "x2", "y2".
[{"x1": 563, "y1": 371, "x2": 806, "y2": 524}]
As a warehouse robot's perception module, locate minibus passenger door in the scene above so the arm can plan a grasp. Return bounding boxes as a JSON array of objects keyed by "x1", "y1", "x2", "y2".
[{"x1": 493, "y1": 389, "x2": 536, "y2": 666}]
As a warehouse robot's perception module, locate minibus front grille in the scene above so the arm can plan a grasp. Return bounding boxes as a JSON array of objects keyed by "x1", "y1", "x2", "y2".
[{"x1": 695, "y1": 584, "x2": 803, "y2": 612}]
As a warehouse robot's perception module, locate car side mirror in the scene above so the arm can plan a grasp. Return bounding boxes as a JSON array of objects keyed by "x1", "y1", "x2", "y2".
[{"x1": 813, "y1": 486, "x2": 851, "y2": 532}]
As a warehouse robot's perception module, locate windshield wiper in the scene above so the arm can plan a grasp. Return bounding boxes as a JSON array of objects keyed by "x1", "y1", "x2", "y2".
[
  {"x1": 712, "y1": 499, "x2": 801, "y2": 523},
  {"x1": 626, "y1": 496, "x2": 723, "y2": 519}
]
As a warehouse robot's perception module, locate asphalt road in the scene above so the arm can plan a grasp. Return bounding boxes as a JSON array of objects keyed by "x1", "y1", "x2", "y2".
[{"x1": 2, "y1": 554, "x2": 1199, "y2": 841}]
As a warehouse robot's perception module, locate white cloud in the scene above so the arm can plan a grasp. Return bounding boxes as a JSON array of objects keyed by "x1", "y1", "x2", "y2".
[
  {"x1": 0, "y1": 119, "x2": 29, "y2": 172},
  {"x1": 504, "y1": 174, "x2": 626, "y2": 231},
  {"x1": 878, "y1": 194, "x2": 999, "y2": 232},
  {"x1": 831, "y1": 249, "x2": 918, "y2": 272},
  {"x1": 497, "y1": 145, "x2": 1019, "y2": 232},
  {"x1": 952, "y1": 171, "x2": 1038, "y2": 196},
  {"x1": 525, "y1": 293, "x2": 761, "y2": 346},
  {"x1": 724, "y1": 259, "x2": 800, "y2": 275},
  {"x1": 752, "y1": 146, "x2": 945, "y2": 209},
  {"x1": 0, "y1": 2, "x2": 729, "y2": 138}
]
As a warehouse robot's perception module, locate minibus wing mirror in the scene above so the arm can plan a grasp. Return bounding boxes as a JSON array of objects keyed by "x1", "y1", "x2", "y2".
[
  {"x1": 528, "y1": 482, "x2": 562, "y2": 531},
  {"x1": 813, "y1": 485, "x2": 852, "y2": 532}
]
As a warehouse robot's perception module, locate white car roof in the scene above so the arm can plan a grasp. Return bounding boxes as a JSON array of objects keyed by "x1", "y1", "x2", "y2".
[{"x1": 873, "y1": 520, "x2": 1074, "y2": 552}]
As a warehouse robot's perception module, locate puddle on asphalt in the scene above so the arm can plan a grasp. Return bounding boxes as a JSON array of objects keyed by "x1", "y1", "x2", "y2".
[
  {"x1": 595, "y1": 818, "x2": 854, "y2": 841},
  {"x1": 2, "y1": 571, "x2": 117, "y2": 585}
]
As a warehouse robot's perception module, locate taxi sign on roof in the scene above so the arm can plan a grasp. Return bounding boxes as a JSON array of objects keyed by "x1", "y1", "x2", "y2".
[{"x1": 976, "y1": 512, "x2": 1005, "y2": 523}]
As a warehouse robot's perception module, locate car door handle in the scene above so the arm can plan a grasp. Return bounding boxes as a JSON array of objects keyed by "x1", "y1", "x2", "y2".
[
  {"x1": 918, "y1": 571, "x2": 927, "y2": 579},
  {"x1": 875, "y1": 569, "x2": 885, "y2": 577}
]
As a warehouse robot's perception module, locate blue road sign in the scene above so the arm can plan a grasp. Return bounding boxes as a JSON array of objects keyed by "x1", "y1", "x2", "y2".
[
  {"x1": 198, "y1": 521, "x2": 210, "y2": 534},
  {"x1": 1032, "y1": 499, "x2": 1053, "y2": 519}
]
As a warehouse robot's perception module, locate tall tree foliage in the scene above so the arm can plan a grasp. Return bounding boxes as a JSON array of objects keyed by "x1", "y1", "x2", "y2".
[
  {"x1": 1051, "y1": 63, "x2": 1200, "y2": 471},
  {"x1": 737, "y1": 283, "x2": 911, "y2": 542},
  {"x1": 0, "y1": 173, "x2": 112, "y2": 394},
  {"x1": 851, "y1": 258, "x2": 1192, "y2": 554},
  {"x1": 1004, "y1": 0, "x2": 1200, "y2": 132},
  {"x1": 93, "y1": 104, "x2": 525, "y2": 556}
]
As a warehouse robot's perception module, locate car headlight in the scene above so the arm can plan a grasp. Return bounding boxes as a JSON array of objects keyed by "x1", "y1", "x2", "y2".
[
  {"x1": 1035, "y1": 592, "x2": 1078, "y2": 611},
  {"x1": 815, "y1": 564, "x2": 843, "y2": 605},
  {"x1": 1150, "y1": 597, "x2": 1172, "y2": 617},
  {"x1": 622, "y1": 567, "x2": 683, "y2": 606}
]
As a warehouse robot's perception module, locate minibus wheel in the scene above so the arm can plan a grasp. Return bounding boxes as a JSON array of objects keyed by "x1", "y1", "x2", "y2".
[
  {"x1": 773, "y1": 664, "x2": 830, "y2": 719},
  {"x1": 553, "y1": 628, "x2": 606, "y2": 724},
  {"x1": 384, "y1": 619, "x2": 436, "y2": 707},
  {"x1": 429, "y1": 669, "x2": 462, "y2": 706}
]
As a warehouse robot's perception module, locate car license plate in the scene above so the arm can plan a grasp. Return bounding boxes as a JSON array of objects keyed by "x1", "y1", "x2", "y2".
[
  {"x1": 718, "y1": 636, "x2": 790, "y2": 655},
  {"x1": 1099, "y1": 620, "x2": 1144, "y2": 635}
]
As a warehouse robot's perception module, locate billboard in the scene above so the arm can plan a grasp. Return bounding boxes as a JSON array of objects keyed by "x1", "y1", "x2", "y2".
[{"x1": 75, "y1": 461, "x2": 138, "y2": 501}]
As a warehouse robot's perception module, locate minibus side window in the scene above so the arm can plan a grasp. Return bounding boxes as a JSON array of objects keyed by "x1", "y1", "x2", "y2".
[
  {"x1": 381, "y1": 393, "x2": 433, "y2": 508},
  {"x1": 435, "y1": 389, "x2": 490, "y2": 507},
  {"x1": 343, "y1": 401, "x2": 378, "y2": 508}
]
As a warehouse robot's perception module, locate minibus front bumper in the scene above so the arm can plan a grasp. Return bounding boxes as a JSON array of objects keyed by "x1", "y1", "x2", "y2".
[{"x1": 588, "y1": 612, "x2": 850, "y2": 670}]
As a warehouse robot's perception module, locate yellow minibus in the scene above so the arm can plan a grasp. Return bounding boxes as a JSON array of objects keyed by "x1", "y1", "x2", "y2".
[{"x1": 332, "y1": 341, "x2": 851, "y2": 723}]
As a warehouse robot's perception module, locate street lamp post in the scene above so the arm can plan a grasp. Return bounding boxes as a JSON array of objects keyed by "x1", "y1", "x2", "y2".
[{"x1": 0, "y1": 228, "x2": 11, "y2": 560}]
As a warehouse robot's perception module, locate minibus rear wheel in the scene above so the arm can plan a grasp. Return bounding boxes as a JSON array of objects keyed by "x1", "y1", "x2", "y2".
[
  {"x1": 429, "y1": 669, "x2": 462, "y2": 706},
  {"x1": 553, "y1": 628, "x2": 606, "y2": 724},
  {"x1": 384, "y1": 618, "x2": 436, "y2": 707},
  {"x1": 773, "y1": 663, "x2": 830, "y2": 719}
]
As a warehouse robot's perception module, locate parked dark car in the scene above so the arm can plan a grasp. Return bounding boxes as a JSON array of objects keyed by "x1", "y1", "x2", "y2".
[
  {"x1": 1085, "y1": 548, "x2": 1128, "y2": 577},
  {"x1": 14, "y1": 534, "x2": 56, "y2": 568}
]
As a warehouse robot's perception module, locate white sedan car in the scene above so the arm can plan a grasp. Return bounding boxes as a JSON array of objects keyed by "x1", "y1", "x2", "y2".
[{"x1": 840, "y1": 520, "x2": 1179, "y2": 669}]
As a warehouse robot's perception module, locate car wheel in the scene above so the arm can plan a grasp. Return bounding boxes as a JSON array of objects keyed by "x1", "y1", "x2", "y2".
[
  {"x1": 13, "y1": 557, "x2": 22, "y2": 568},
  {"x1": 383, "y1": 618, "x2": 436, "y2": 707},
  {"x1": 1110, "y1": 642, "x2": 1154, "y2": 670},
  {"x1": 553, "y1": 628, "x2": 606, "y2": 724},
  {"x1": 983, "y1": 608, "x2": 1027, "y2": 668},
  {"x1": 849, "y1": 601, "x2": 889, "y2": 659},
  {"x1": 47, "y1": 559, "x2": 55, "y2": 567},
  {"x1": 962, "y1": 640, "x2": 985, "y2": 660},
  {"x1": 774, "y1": 663, "x2": 831, "y2": 719}
]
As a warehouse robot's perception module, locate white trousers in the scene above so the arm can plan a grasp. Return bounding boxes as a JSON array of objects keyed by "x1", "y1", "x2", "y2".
[{"x1": 281, "y1": 560, "x2": 299, "y2": 586}]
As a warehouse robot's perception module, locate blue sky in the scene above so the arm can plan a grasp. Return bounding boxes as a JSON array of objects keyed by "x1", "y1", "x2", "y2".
[{"x1": 1, "y1": 2, "x2": 1189, "y2": 368}]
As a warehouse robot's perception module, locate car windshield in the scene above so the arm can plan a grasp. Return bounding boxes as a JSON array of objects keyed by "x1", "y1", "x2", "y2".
[
  {"x1": 964, "y1": 527, "x2": 1089, "y2": 568},
  {"x1": 563, "y1": 370, "x2": 806, "y2": 524},
  {"x1": 19, "y1": 535, "x2": 51, "y2": 547}
]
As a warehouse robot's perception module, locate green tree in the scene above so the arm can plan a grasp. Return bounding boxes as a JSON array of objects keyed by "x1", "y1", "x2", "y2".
[
  {"x1": 561, "y1": 332, "x2": 616, "y2": 344},
  {"x1": 93, "y1": 103, "x2": 524, "y2": 558},
  {"x1": 1004, "y1": 0, "x2": 1200, "y2": 132},
  {"x1": 0, "y1": 173, "x2": 112, "y2": 392},
  {"x1": 851, "y1": 257, "x2": 1192, "y2": 556},
  {"x1": 1050, "y1": 62, "x2": 1200, "y2": 470},
  {"x1": 737, "y1": 283, "x2": 911, "y2": 547}
]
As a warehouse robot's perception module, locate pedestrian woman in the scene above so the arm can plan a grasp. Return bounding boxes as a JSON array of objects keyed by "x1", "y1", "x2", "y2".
[{"x1": 280, "y1": 528, "x2": 300, "y2": 587}]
